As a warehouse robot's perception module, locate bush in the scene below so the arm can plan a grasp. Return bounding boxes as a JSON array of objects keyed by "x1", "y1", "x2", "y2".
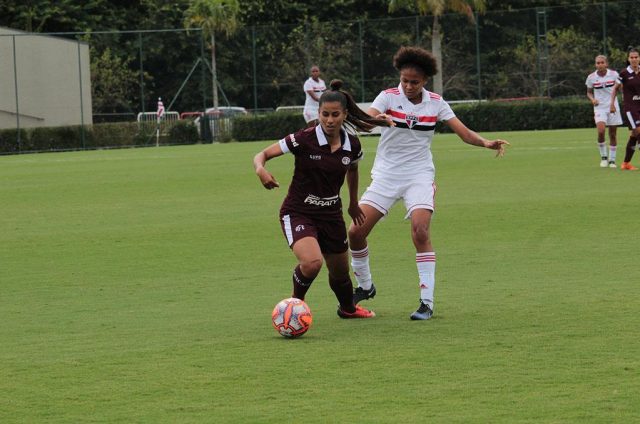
[
  {"x1": 232, "y1": 112, "x2": 306, "y2": 142},
  {"x1": 439, "y1": 98, "x2": 593, "y2": 133},
  {"x1": 0, "y1": 128, "x2": 28, "y2": 154},
  {"x1": 168, "y1": 120, "x2": 199, "y2": 145},
  {"x1": 28, "y1": 126, "x2": 90, "y2": 151}
]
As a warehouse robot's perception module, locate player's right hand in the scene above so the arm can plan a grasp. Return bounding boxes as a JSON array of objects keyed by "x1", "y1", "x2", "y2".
[{"x1": 257, "y1": 168, "x2": 279, "y2": 189}]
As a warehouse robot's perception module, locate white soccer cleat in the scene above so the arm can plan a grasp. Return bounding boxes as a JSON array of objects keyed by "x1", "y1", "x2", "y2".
[
  {"x1": 608, "y1": 161, "x2": 617, "y2": 168},
  {"x1": 600, "y1": 159, "x2": 608, "y2": 168}
]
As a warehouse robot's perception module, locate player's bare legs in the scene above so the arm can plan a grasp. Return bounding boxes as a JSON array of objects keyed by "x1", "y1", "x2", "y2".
[
  {"x1": 622, "y1": 127, "x2": 640, "y2": 170},
  {"x1": 325, "y1": 252, "x2": 374, "y2": 318},
  {"x1": 410, "y1": 208, "x2": 435, "y2": 320},
  {"x1": 290, "y1": 237, "x2": 323, "y2": 300},
  {"x1": 607, "y1": 125, "x2": 618, "y2": 167},
  {"x1": 348, "y1": 204, "x2": 384, "y2": 303}
]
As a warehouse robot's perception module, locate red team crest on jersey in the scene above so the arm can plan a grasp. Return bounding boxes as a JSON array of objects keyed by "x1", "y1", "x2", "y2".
[{"x1": 405, "y1": 114, "x2": 418, "y2": 129}]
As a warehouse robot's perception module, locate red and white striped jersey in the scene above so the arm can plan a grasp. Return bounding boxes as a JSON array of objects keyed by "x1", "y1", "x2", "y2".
[
  {"x1": 303, "y1": 77, "x2": 326, "y2": 109},
  {"x1": 369, "y1": 84, "x2": 455, "y2": 178},
  {"x1": 586, "y1": 69, "x2": 619, "y2": 109}
]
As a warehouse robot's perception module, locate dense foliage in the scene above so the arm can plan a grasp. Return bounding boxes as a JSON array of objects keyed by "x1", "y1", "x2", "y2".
[{"x1": 1, "y1": 1, "x2": 638, "y2": 114}]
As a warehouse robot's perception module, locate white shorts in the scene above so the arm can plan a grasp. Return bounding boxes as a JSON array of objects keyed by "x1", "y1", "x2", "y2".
[
  {"x1": 360, "y1": 175, "x2": 436, "y2": 219},
  {"x1": 594, "y1": 108, "x2": 623, "y2": 126},
  {"x1": 303, "y1": 108, "x2": 319, "y2": 123}
]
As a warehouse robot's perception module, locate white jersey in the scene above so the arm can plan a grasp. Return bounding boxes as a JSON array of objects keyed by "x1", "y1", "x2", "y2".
[
  {"x1": 586, "y1": 69, "x2": 620, "y2": 110},
  {"x1": 370, "y1": 84, "x2": 455, "y2": 179},
  {"x1": 303, "y1": 77, "x2": 326, "y2": 109}
]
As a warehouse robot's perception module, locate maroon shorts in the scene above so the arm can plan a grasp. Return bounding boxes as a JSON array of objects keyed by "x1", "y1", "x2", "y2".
[
  {"x1": 280, "y1": 213, "x2": 348, "y2": 254},
  {"x1": 623, "y1": 107, "x2": 640, "y2": 130}
]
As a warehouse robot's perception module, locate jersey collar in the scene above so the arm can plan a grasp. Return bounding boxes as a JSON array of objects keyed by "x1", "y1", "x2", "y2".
[
  {"x1": 398, "y1": 83, "x2": 430, "y2": 104},
  {"x1": 315, "y1": 125, "x2": 351, "y2": 151},
  {"x1": 627, "y1": 65, "x2": 640, "y2": 75}
]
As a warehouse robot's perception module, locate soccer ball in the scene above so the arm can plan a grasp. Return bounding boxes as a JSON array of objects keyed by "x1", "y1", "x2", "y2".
[{"x1": 272, "y1": 298, "x2": 312, "y2": 338}]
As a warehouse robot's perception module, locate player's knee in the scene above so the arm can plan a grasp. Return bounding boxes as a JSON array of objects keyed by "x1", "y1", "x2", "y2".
[
  {"x1": 412, "y1": 225, "x2": 430, "y2": 245},
  {"x1": 348, "y1": 223, "x2": 365, "y2": 243},
  {"x1": 300, "y1": 258, "x2": 323, "y2": 277}
]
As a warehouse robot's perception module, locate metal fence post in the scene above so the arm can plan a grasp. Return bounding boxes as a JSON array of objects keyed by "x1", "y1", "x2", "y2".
[
  {"x1": 77, "y1": 41, "x2": 86, "y2": 148},
  {"x1": 475, "y1": 12, "x2": 482, "y2": 101},
  {"x1": 602, "y1": 2, "x2": 607, "y2": 56},
  {"x1": 252, "y1": 26, "x2": 258, "y2": 110},
  {"x1": 200, "y1": 31, "x2": 206, "y2": 111},
  {"x1": 139, "y1": 32, "x2": 145, "y2": 113},
  {"x1": 12, "y1": 35, "x2": 21, "y2": 152},
  {"x1": 359, "y1": 20, "x2": 365, "y2": 102}
]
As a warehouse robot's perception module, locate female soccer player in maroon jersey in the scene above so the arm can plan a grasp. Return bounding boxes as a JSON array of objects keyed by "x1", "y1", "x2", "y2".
[
  {"x1": 254, "y1": 80, "x2": 390, "y2": 319},
  {"x1": 616, "y1": 47, "x2": 640, "y2": 170}
]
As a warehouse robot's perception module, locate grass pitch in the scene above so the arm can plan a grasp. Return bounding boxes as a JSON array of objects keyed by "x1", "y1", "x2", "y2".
[{"x1": 1, "y1": 128, "x2": 639, "y2": 423}]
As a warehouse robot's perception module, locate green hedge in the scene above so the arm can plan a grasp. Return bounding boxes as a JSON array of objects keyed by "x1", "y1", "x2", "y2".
[
  {"x1": 0, "y1": 99, "x2": 598, "y2": 153},
  {"x1": 0, "y1": 120, "x2": 200, "y2": 154},
  {"x1": 232, "y1": 112, "x2": 306, "y2": 142},
  {"x1": 230, "y1": 98, "x2": 596, "y2": 141},
  {"x1": 439, "y1": 98, "x2": 594, "y2": 133}
]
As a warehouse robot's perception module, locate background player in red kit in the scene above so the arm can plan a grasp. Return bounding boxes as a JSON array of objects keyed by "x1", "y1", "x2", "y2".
[
  {"x1": 253, "y1": 80, "x2": 390, "y2": 318},
  {"x1": 616, "y1": 47, "x2": 640, "y2": 170}
]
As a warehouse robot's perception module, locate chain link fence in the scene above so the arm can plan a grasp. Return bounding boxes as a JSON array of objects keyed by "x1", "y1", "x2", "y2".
[{"x1": 1, "y1": 1, "x2": 639, "y2": 151}]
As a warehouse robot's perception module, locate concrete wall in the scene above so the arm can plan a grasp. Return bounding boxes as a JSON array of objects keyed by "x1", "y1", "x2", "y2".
[{"x1": 0, "y1": 27, "x2": 92, "y2": 129}]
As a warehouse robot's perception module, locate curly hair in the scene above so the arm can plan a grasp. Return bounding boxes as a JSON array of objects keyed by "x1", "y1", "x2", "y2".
[
  {"x1": 393, "y1": 46, "x2": 438, "y2": 77},
  {"x1": 319, "y1": 80, "x2": 391, "y2": 133}
]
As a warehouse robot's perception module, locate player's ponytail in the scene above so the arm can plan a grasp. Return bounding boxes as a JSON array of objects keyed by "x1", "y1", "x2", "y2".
[{"x1": 319, "y1": 79, "x2": 390, "y2": 133}]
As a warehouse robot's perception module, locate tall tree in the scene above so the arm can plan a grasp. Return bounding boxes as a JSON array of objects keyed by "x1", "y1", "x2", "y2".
[
  {"x1": 184, "y1": 0, "x2": 240, "y2": 110},
  {"x1": 389, "y1": 0, "x2": 485, "y2": 95}
]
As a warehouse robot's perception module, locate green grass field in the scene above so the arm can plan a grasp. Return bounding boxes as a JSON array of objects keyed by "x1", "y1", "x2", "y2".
[{"x1": 1, "y1": 128, "x2": 639, "y2": 423}]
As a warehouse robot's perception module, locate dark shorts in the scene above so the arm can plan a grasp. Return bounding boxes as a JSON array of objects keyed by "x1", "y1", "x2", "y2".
[
  {"x1": 280, "y1": 213, "x2": 348, "y2": 254},
  {"x1": 623, "y1": 107, "x2": 640, "y2": 130}
]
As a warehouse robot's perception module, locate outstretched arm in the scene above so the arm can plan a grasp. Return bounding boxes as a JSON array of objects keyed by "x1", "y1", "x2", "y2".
[
  {"x1": 253, "y1": 143, "x2": 284, "y2": 189},
  {"x1": 367, "y1": 107, "x2": 395, "y2": 126},
  {"x1": 445, "y1": 117, "x2": 510, "y2": 157}
]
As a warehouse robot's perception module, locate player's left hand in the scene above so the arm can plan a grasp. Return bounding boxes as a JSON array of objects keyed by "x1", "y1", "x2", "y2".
[
  {"x1": 486, "y1": 139, "x2": 510, "y2": 157},
  {"x1": 376, "y1": 113, "x2": 396, "y2": 126},
  {"x1": 348, "y1": 203, "x2": 366, "y2": 226}
]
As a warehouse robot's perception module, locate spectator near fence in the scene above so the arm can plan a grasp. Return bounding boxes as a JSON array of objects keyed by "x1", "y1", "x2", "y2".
[{"x1": 302, "y1": 65, "x2": 326, "y2": 127}]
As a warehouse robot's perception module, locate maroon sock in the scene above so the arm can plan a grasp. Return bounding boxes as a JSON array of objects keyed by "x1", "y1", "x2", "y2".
[
  {"x1": 292, "y1": 265, "x2": 314, "y2": 300},
  {"x1": 329, "y1": 276, "x2": 356, "y2": 313},
  {"x1": 624, "y1": 136, "x2": 637, "y2": 162}
]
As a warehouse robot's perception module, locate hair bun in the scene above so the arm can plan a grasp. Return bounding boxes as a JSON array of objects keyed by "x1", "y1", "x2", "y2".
[{"x1": 330, "y1": 79, "x2": 343, "y2": 91}]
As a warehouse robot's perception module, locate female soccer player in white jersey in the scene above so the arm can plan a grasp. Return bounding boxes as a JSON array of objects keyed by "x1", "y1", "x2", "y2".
[
  {"x1": 347, "y1": 46, "x2": 509, "y2": 320},
  {"x1": 302, "y1": 65, "x2": 326, "y2": 127},
  {"x1": 586, "y1": 55, "x2": 623, "y2": 168}
]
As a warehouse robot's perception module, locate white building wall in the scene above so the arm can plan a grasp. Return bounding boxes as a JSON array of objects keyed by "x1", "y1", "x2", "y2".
[{"x1": 0, "y1": 27, "x2": 92, "y2": 129}]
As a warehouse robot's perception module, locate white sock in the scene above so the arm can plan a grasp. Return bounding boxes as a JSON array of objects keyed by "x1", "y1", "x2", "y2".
[
  {"x1": 350, "y1": 246, "x2": 373, "y2": 290},
  {"x1": 609, "y1": 145, "x2": 617, "y2": 162},
  {"x1": 416, "y1": 252, "x2": 435, "y2": 307},
  {"x1": 598, "y1": 142, "x2": 607, "y2": 158}
]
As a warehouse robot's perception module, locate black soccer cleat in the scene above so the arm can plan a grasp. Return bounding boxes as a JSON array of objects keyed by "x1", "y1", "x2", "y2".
[
  {"x1": 410, "y1": 300, "x2": 433, "y2": 320},
  {"x1": 353, "y1": 283, "x2": 376, "y2": 304}
]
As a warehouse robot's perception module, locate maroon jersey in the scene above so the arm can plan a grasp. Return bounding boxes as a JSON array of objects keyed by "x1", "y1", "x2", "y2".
[
  {"x1": 278, "y1": 125, "x2": 363, "y2": 219},
  {"x1": 618, "y1": 66, "x2": 640, "y2": 112}
]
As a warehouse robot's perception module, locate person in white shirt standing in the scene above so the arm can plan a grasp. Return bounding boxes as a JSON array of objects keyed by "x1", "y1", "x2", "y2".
[
  {"x1": 303, "y1": 65, "x2": 326, "y2": 127},
  {"x1": 347, "y1": 46, "x2": 509, "y2": 320},
  {"x1": 586, "y1": 55, "x2": 623, "y2": 168}
]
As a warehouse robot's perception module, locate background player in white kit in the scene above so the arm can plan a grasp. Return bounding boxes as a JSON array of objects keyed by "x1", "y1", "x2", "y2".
[
  {"x1": 586, "y1": 55, "x2": 622, "y2": 168},
  {"x1": 303, "y1": 65, "x2": 326, "y2": 127},
  {"x1": 347, "y1": 46, "x2": 509, "y2": 321}
]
